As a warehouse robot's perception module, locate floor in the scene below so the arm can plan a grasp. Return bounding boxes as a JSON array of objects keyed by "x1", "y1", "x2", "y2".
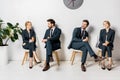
[{"x1": 0, "y1": 61, "x2": 119, "y2": 80}]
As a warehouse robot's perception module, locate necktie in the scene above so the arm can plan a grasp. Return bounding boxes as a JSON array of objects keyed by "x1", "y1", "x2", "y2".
[
  {"x1": 81, "y1": 30, "x2": 84, "y2": 39},
  {"x1": 50, "y1": 29, "x2": 53, "y2": 37}
]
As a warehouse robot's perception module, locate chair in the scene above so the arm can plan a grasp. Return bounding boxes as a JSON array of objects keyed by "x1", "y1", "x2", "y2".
[
  {"x1": 21, "y1": 49, "x2": 37, "y2": 65},
  {"x1": 70, "y1": 49, "x2": 83, "y2": 65},
  {"x1": 44, "y1": 51, "x2": 60, "y2": 66}
]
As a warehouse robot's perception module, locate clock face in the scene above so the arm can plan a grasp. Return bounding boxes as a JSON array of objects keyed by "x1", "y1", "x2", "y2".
[{"x1": 63, "y1": 0, "x2": 84, "y2": 10}]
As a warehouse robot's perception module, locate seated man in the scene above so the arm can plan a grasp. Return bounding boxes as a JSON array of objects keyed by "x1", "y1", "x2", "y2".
[
  {"x1": 42, "y1": 19, "x2": 61, "y2": 71},
  {"x1": 68, "y1": 20, "x2": 101, "y2": 72}
]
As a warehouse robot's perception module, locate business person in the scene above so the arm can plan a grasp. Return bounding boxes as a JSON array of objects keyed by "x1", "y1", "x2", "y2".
[
  {"x1": 68, "y1": 20, "x2": 102, "y2": 72},
  {"x1": 98, "y1": 21, "x2": 115, "y2": 71},
  {"x1": 22, "y1": 21, "x2": 41, "y2": 69},
  {"x1": 42, "y1": 19, "x2": 61, "y2": 71}
]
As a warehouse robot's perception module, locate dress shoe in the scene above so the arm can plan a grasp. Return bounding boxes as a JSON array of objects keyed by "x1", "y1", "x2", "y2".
[
  {"x1": 81, "y1": 65, "x2": 86, "y2": 72},
  {"x1": 42, "y1": 65, "x2": 50, "y2": 71}
]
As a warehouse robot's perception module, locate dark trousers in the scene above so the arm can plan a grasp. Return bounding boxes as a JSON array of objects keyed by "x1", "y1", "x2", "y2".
[
  {"x1": 46, "y1": 40, "x2": 53, "y2": 64},
  {"x1": 100, "y1": 45, "x2": 112, "y2": 57},
  {"x1": 72, "y1": 42, "x2": 95, "y2": 63},
  {"x1": 23, "y1": 42, "x2": 36, "y2": 57}
]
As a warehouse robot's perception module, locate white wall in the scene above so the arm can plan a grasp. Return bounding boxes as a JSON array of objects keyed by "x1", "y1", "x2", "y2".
[{"x1": 0, "y1": 0, "x2": 120, "y2": 61}]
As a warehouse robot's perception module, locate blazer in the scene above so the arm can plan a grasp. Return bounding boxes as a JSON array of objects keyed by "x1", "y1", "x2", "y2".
[
  {"x1": 43, "y1": 27, "x2": 61, "y2": 50},
  {"x1": 98, "y1": 28, "x2": 115, "y2": 48},
  {"x1": 22, "y1": 29, "x2": 36, "y2": 47},
  {"x1": 68, "y1": 27, "x2": 88, "y2": 49}
]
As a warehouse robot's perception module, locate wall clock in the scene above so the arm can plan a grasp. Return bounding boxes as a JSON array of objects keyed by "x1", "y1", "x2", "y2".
[{"x1": 63, "y1": 0, "x2": 84, "y2": 10}]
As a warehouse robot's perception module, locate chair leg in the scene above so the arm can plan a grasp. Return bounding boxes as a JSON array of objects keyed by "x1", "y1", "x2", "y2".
[
  {"x1": 22, "y1": 52, "x2": 28, "y2": 65},
  {"x1": 44, "y1": 60, "x2": 46, "y2": 66},
  {"x1": 25, "y1": 52, "x2": 29, "y2": 61},
  {"x1": 106, "y1": 52, "x2": 109, "y2": 61},
  {"x1": 98, "y1": 50, "x2": 102, "y2": 66},
  {"x1": 80, "y1": 52, "x2": 82, "y2": 57},
  {"x1": 54, "y1": 51, "x2": 60, "y2": 66},
  {"x1": 111, "y1": 59, "x2": 114, "y2": 66},
  {"x1": 70, "y1": 51, "x2": 74, "y2": 61},
  {"x1": 33, "y1": 56, "x2": 37, "y2": 65},
  {"x1": 44, "y1": 51, "x2": 60, "y2": 66},
  {"x1": 71, "y1": 51, "x2": 76, "y2": 65}
]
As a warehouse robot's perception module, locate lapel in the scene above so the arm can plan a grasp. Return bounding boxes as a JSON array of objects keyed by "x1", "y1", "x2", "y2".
[
  {"x1": 102, "y1": 29, "x2": 106, "y2": 40},
  {"x1": 77, "y1": 27, "x2": 82, "y2": 38},
  {"x1": 79, "y1": 27, "x2": 82, "y2": 34},
  {"x1": 79, "y1": 27, "x2": 86, "y2": 38},
  {"x1": 106, "y1": 28, "x2": 112, "y2": 40},
  {"x1": 25, "y1": 29, "x2": 30, "y2": 38}
]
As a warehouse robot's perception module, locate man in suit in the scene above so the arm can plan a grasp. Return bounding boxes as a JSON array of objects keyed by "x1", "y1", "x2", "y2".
[
  {"x1": 42, "y1": 19, "x2": 61, "y2": 71},
  {"x1": 98, "y1": 21, "x2": 115, "y2": 71},
  {"x1": 68, "y1": 20, "x2": 101, "y2": 72}
]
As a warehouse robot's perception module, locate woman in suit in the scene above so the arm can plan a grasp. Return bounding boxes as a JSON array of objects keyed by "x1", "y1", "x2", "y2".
[
  {"x1": 98, "y1": 21, "x2": 115, "y2": 71},
  {"x1": 22, "y1": 21, "x2": 41, "y2": 69}
]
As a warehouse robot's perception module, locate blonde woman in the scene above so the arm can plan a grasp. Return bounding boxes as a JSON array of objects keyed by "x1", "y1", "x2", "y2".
[
  {"x1": 22, "y1": 21, "x2": 41, "y2": 69},
  {"x1": 98, "y1": 21, "x2": 115, "y2": 71}
]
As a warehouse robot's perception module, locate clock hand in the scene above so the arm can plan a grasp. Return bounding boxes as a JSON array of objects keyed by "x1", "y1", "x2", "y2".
[
  {"x1": 68, "y1": 0, "x2": 76, "y2": 7},
  {"x1": 72, "y1": 0, "x2": 75, "y2": 7},
  {"x1": 68, "y1": 0, "x2": 73, "y2": 6}
]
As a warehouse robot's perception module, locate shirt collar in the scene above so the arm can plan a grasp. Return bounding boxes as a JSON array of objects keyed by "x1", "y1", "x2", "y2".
[
  {"x1": 81, "y1": 27, "x2": 85, "y2": 31},
  {"x1": 51, "y1": 26, "x2": 56, "y2": 31}
]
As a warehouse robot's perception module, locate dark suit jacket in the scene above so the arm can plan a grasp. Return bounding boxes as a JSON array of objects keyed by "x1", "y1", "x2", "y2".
[
  {"x1": 68, "y1": 27, "x2": 88, "y2": 49},
  {"x1": 43, "y1": 27, "x2": 61, "y2": 50},
  {"x1": 98, "y1": 28, "x2": 115, "y2": 48},
  {"x1": 22, "y1": 29, "x2": 36, "y2": 47}
]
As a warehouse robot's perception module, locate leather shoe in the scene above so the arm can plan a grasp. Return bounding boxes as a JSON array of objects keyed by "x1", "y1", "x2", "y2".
[
  {"x1": 81, "y1": 65, "x2": 86, "y2": 72},
  {"x1": 42, "y1": 65, "x2": 50, "y2": 71}
]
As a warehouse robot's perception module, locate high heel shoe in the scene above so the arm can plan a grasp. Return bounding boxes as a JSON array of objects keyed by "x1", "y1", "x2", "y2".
[
  {"x1": 29, "y1": 66, "x2": 33, "y2": 69},
  {"x1": 107, "y1": 64, "x2": 112, "y2": 71},
  {"x1": 101, "y1": 63, "x2": 106, "y2": 70},
  {"x1": 29, "y1": 63, "x2": 33, "y2": 69}
]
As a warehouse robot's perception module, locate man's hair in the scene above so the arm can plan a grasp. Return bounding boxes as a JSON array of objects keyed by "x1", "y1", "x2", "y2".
[
  {"x1": 47, "y1": 19, "x2": 55, "y2": 26},
  {"x1": 83, "y1": 19, "x2": 89, "y2": 26}
]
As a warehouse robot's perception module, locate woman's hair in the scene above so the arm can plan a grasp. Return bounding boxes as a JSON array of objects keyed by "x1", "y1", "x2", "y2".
[
  {"x1": 25, "y1": 21, "x2": 32, "y2": 27},
  {"x1": 104, "y1": 20, "x2": 111, "y2": 26}
]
